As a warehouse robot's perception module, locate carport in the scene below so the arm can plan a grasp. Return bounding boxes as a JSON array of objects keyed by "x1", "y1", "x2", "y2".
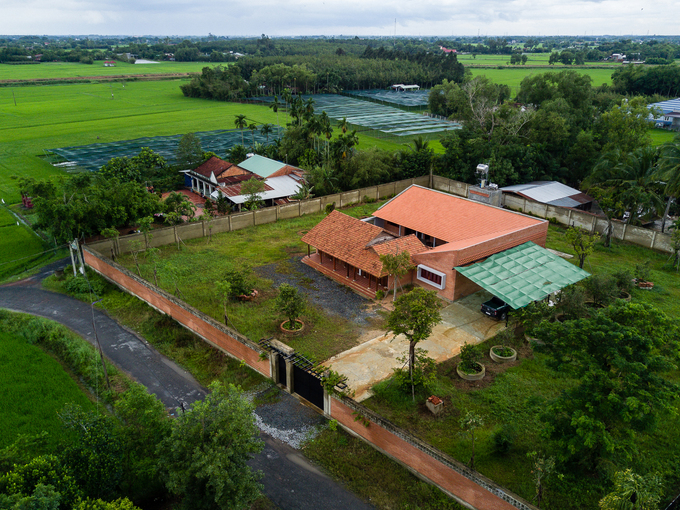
[{"x1": 455, "y1": 242, "x2": 590, "y2": 310}]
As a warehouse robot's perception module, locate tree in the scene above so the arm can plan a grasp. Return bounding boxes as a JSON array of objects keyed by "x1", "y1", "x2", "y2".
[
  {"x1": 157, "y1": 381, "x2": 263, "y2": 510},
  {"x1": 588, "y1": 187, "x2": 624, "y2": 248},
  {"x1": 658, "y1": 134, "x2": 680, "y2": 232},
  {"x1": 386, "y1": 288, "x2": 442, "y2": 401},
  {"x1": 240, "y1": 177, "x2": 265, "y2": 210},
  {"x1": 527, "y1": 452, "x2": 558, "y2": 509},
  {"x1": 227, "y1": 144, "x2": 248, "y2": 165},
  {"x1": 269, "y1": 96, "x2": 280, "y2": 131},
  {"x1": 214, "y1": 280, "x2": 232, "y2": 325},
  {"x1": 276, "y1": 283, "x2": 305, "y2": 329},
  {"x1": 565, "y1": 226, "x2": 599, "y2": 269},
  {"x1": 248, "y1": 123, "x2": 258, "y2": 146},
  {"x1": 379, "y1": 250, "x2": 413, "y2": 302},
  {"x1": 176, "y1": 133, "x2": 204, "y2": 169},
  {"x1": 599, "y1": 469, "x2": 663, "y2": 510},
  {"x1": 534, "y1": 301, "x2": 680, "y2": 469},
  {"x1": 59, "y1": 404, "x2": 124, "y2": 501},
  {"x1": 460, "y1": 411, "x2": 483, "y2": 470},
  {"x1": 596, "y1": 97, "x2": 655, "y2": 154},
  {"x1": 234, "y1": 114, "x2": 247, "y2": 145},
  {"x1": 259, "y1": 123, "x2": 273, "y2": 143}
]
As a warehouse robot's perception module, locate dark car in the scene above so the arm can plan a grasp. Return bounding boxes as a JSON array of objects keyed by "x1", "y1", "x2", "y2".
[{"x1": 481, "y1": 296, "x2": 510, "y2": 321}]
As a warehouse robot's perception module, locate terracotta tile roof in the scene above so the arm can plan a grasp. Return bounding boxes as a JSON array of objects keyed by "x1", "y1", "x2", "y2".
[
  {"x1": 193, "y1": 156, "x2": 236, "y2": 179},
  {"x1": 301, "y1": 212, "x2": 427, "y2": 277},
  {"x1": 269, "y1": 164, "x2": 305, "y2": 178},
  {"x1": 218, "y1": 181, "x2": 274, "y2": 198},
  {"x1": 374, "y1": 185, "x2": 545, "y2": 250},
  {"x1": 372, "y1": 234, "x2": 429, "y2": 261}
]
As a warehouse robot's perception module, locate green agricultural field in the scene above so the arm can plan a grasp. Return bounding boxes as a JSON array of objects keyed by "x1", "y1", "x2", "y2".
[
  {"x1": 456, "y1": 53, "x2": 621, "y2": 67},
  {"x1": 0, "y1": 207, "x2": 63, "y2": 281},
  {"x1": 468, "y1": 67, "x2": 614, "y2": 96},
  {"x1": 0, "y1": 330, "x2": 98, "y2": 449},
  {"x1": 0, "y1": 61, "x2": 211, "y2": 81},
  {"x1": 0, "y1": 79, "x2": 404, "y2": 204}
]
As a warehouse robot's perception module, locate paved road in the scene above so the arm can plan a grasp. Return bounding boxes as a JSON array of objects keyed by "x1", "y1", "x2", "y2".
[{"x1": 0, "y1": 259, "x2": 373, "y2": 510}]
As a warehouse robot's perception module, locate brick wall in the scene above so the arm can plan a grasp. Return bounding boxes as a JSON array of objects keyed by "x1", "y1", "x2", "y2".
[
  {"x1": 82, "y1": 246, "x2": 270, "y2": 377},
  {"x1": 329, "y1": 396, "x2": 537, "y2": 510}
]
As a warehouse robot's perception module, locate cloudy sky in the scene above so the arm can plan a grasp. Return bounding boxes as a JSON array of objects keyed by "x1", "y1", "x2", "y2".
[{"x1": 1, "y1": 0, "x2": 677, "y2": 37}]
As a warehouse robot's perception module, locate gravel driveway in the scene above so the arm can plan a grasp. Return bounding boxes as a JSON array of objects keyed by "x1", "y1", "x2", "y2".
[{"x1": 257, "y1": 256, "x2": 380, "y2": 326}]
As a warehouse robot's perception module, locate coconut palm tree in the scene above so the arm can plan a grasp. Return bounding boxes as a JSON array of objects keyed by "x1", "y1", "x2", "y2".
[
  {"x1": 234, "y1": 114, "x2": 247, "y2": 145},
  {"x1": 658, "y1": 134, "x2": 680, "y2": 232},
  {"x1": 339, "y1": 116, "x2": 349, "y2": 134},
  {"x1": 585, "y1": 146, "x2": 663, "y2": 225}
]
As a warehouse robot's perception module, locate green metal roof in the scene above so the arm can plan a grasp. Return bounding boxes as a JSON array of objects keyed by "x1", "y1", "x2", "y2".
[
  {"x1": 455, "y1": 242, "x2": 590, "y2": 309},
  {"x1": 238, "y1": 155, "x2": 285, "y2": 178}
]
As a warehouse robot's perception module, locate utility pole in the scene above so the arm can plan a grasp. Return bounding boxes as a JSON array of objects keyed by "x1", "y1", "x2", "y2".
[{"x1": 69, "y1": 239, "x2": 78, "y2": 277}]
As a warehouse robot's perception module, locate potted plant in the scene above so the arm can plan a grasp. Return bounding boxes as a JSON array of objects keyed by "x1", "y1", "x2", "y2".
[
  {"x1": 611, "y1": 268, "x2": 634, "y2": 301},
  {"x1": 277, "y1": 283, "x2": 305, "y2": 334},
  {"x1": 456, "y1": 342, "x2": 485, "y2": 380},
  {"x1": 634, "y1": 261, "x2": 654, "y2": 290},
  {"x1": 489, "y1": 328, "x2": 517, "y2": 363}
]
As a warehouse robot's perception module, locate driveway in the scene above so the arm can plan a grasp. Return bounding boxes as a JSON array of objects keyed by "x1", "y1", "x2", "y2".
[
  {"x1": 0, "y1": 259, "x2": 374, "y2": 510},
  {"x1": 325, "y1": 290, "x2": 506, "y2": 401}
]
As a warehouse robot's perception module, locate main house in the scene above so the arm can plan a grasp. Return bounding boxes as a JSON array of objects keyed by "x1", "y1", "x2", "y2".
[{"x1": 301, "y1": 185, "x2": 548, "y2": 301}]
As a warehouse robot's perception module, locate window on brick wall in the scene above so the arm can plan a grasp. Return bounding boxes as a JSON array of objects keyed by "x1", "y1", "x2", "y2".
[{"x1": 416, "y1": 265, "x2": 446, "y2": 290}]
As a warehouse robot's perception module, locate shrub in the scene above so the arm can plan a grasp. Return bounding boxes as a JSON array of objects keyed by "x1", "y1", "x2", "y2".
[
  {"x1": 611, "y1": 268, "x2": 635, "y2": 294},
  {"x1": 375, "y1": 290, "x2": 385, "y2": 300},
  {"x1": 324, "y1": 202, "x2": 336, "y2": 214},
  {"x1": 224, "y1": 268, "x2": 253, "y2": 298},
  {"x1": 392, "y1": 348, "x2": 436, "y2": 393},
  {"x1": 362, "y1": 195, "x2": 376, "y2": 204},
  {"x1": 582, "y1": 274, "x2": 619, "y2": 306},
  {"x1": 276, "y1": 283, "x2": 305, "y2": 329},
  {"x1": 492, "y1": 424, "x2": 517, "y2": 455},
  {"x1": 458, "y1": 342, "x2": 481, "y2": 373},
  {"x1": 635, "y1": 260, "x2": 652, "y2": 282},
  {"x1": 556, "y1": 285, "x2": 588, "y2": 320}
]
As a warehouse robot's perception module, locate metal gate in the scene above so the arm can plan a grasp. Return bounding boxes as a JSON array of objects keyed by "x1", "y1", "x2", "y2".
[
  {"x1": 292, "y1": 364, "x2": 324, "y2": 409},
  {"x1": 277, "y1": 353, "x2": 287, "y2": 388}
]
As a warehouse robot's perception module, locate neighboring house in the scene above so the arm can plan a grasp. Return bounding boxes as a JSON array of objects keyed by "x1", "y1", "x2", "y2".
[
  {"x1": 183, "y1": 156, "x2": 256, "y2": 198},
  {"x1": 183, "y1": 155, "x2": 306, "y2": 211},
  {"x1": 237, "y1": 154, "x2": 305, "y2": 180},
  {"x1": 302, "y1": 185, "x2": 548, "y2": 301},
  {"x1": 647, "y1": 98, "x2": 680, "y2": 129},
  {"x1": 390, "y1": 84, "x2": 420, "y2": 92},
  {"x1": 501, "y1": 181, "x2": 594, "y2": 211}
]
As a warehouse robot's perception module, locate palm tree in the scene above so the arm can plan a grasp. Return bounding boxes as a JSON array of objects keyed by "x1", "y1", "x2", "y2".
[
  {"x1": 269, "y1": 96, "x2": 280, "y2": 133},
  {"x1": 658, "y1": 135, "x2": 680, "y2": 232},
  {"x1": 282, "y1": 88, "x2": 293, "y2": 123},
  {"x1": 248, "y1": 123, "x2": 258, "y2": 147},
  {"x1": 234, "y1": 114, "x2": 247, "y2": 145},
  {"x1": 586, "y1": 147, "x2": 663, "y2": 225},
  {"x1": 407, "y1": 135, "x2": 429, "y2": 153},
  {"x1": 339, "y1": 116, "x2": 349, "y2": 134},
  {"x1": 259, "y1": 123, "x2": 273, "y2": 144}
]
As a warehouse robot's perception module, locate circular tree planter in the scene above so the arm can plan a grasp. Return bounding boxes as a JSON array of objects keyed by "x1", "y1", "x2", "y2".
[
  {"x1": 456, "y1": 362, "x2": 485, "y2": 381},
  {"x1": 490, "y1": 345, "x2": 517, "y2": 363},
  {"x1": 279, "y1": 319, "x2": 305, "y2": 336},
  {"x1": 619, "y1": 291, "x2": 632, "y2": 302}
]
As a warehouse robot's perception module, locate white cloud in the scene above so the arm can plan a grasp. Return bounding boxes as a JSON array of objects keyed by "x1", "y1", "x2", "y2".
[{"x1": 0, "y1": 0, "x2": 676, "y2": 35}]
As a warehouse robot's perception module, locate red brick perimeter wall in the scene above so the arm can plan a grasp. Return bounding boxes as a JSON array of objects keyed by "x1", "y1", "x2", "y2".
[
  {"x1": 330, "y1": 397, "x2": 535, "y2": 510},
  {"x1": 83, "y1": 247, "x2": 270, "y2": 377}
]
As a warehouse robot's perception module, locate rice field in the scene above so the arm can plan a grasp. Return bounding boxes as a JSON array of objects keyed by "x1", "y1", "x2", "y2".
[
  {"x1": 0, "y1": 330, "x2": 97, "y2": 448},
  {"x1": 0, "y1": 61, "x2": 211, "y2": 81}
]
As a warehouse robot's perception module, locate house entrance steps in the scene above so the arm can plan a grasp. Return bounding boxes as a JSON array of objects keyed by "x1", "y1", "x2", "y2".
[{"x1": 324, "y1": 290, "x2": 505, "y2": 401}]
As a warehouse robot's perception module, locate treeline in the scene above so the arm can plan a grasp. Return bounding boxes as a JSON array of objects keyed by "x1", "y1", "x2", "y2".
[
  {"x1": 612, "y1": 64, "x2": 680, "y2": 97},
  {"x1": 181, "y1": 54, "x2": 464, "y2": 100}
]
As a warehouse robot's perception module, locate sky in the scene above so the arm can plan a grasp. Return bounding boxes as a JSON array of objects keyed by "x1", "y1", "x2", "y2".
[{"x1": 1, "y1": 0, "x2": 678, "y2": 37}]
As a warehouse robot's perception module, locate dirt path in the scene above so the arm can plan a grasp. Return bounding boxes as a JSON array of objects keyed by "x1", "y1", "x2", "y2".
[{"x1": 0, "y1": 259, "x2": 374, "y2": 510}]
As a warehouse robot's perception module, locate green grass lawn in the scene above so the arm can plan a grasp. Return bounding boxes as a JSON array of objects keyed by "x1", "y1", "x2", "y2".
[
  {"x1": 457, "y1": 53, "x2": 621, "y2": 68},
  {"x1": 0, "y1": 207, "x2": 65, "y2": 281},
  {"x1": 650, "y1": 127, "x2": 677, "y2": 146},
  {"x1": 0, "y1": 330, "x2": 98, "y2": 449},
  {"x1": 0, "y1": 61, "x2": 211, "y2": 81},
  {"x1": 0, "y1": 80, "x2": 404, "y2": 205},
  {"x1": 361, "y1": 224, "x2": 680, "y2": 509},
  {"x1": 112, "y1": 201, "x2": 386, "y2": 363}
]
